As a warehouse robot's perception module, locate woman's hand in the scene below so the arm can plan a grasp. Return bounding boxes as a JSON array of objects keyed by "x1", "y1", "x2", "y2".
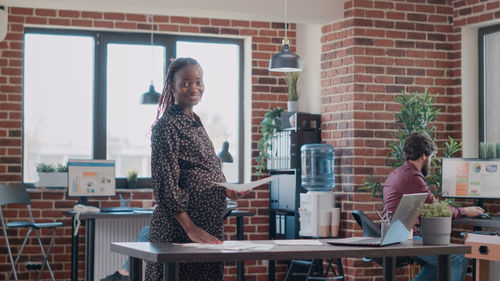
[
  {"x1": 226, "y1": 189, "x2": 252, "y2": 200},
  {"x1": 173, "y1": 212, "x2": 221, "y2": 244},
  {"x1": 464, "y1": 206, "x2": 484, "y2": 217},
  {"x1": 185, "y1": 225, "x2": 221, "y2": 244}
]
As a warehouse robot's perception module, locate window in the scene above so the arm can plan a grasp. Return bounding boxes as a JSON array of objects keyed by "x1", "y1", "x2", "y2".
[
  {"x1": 479, "y1": 24, "x2": 500, "y2": 144},
  {"x1": 23, "y1": 29, "x2": 244, "y2": 185}
]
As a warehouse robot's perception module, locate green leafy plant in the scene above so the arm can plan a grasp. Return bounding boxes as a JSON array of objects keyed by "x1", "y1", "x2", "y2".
[
  {"x1": 36, "y1": 162, "x2": 67, "y2": 173},
  {"x1": 127, "y1": 169, "x2": 138, "y2": 182},
  {"x1": 360, "y1": 89, "x2": 462, "y2": 198},
  {"x1": 421, "y1": 201, "x2": 452, "y2": 217},
  {"x1": 255, "y1": 107, "x2": 284, "y2": 174},
  {"x1": 284, "y1": 72, "x2": 300, "y2": 101}
]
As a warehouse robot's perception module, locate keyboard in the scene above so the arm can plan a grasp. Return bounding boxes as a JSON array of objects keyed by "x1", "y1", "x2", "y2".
[{"x1": 100, "y1": 207, "x2": 134, "y2": 213}]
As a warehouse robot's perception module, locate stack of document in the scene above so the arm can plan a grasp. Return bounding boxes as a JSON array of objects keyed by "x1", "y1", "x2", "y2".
[{"x1": 176, "y1": 241, "x2": 274, "y2": 251}]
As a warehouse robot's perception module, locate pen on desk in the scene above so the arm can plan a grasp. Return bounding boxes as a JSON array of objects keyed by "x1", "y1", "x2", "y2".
[{"x1": 376, "y1": 210, "x2": 388, "y2": 226}]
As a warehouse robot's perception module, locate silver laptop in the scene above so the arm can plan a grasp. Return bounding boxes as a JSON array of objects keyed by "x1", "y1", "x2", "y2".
[{"x1": 328, "y1": 193, "x2": 427, "y2": 247}]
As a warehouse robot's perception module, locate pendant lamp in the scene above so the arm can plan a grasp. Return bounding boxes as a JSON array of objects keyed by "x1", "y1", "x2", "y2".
[
  {"x1": 269, "y1": 0, "x2": 302, "y2": 72},
  {"x1": 217, "y1": 141, "x2": 233, "y2": 163},
  {"x1": 141, "y1": 15, "x2": 161, "y2": 104}
]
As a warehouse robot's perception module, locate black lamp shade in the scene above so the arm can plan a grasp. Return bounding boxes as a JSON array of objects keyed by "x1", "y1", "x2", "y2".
[
  {"x1": 269, "y1": 43, "x2": 302, "y2": 72},
  {"x1": 217, "y1": 141, "x2": 233, "y2": 163},
  {"x1": 141, "y1": 84, "x2": 161, "y2": 104}
]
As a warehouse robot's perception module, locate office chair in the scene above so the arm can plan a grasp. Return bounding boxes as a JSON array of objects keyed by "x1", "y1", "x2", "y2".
[
  {"x1": 284, "y1": 258, "x2": 344, "y2": 281},
  {"x1": 0, "y1": 184, "x2": 63, "y2": 281},
  {"x1": 351, "y1": 209, "x2": 423, "y2": 278}
]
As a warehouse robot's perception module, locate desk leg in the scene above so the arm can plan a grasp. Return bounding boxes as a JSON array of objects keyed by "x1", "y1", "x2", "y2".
[
  {"x1": 130, "y1": 257, "x2": 142, "y2": 281},
  {"x1": 71, "y1": 217, "x2": 79, "y2": 281},
  {"x1": 163, "y1": 263, "x2": 179, "y2": 281},
  {"x1": 476, "y1": 259, "x2": 489, "y2": 281},
  {"x1": 87, "y1": 218, "x2": 95, "y2": 281},
  {"x1": 236, "y1": 216, "x2": 244, "y2": 281},
  {"x1": 382, "y1": 257, "x2": 395, "y2": 281},
  {"x1": 437, "y1": 255, "x2": 450, "y2": 281}
]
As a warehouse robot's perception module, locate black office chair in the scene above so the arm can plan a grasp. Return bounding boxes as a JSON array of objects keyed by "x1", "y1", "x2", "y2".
[
  {"x1": 284, "y1": 258, "x2": 344, "y2": 281},
  {"x1": 0, "y1": 184, "x2": 63, "y2": 281},
  {"x1": 352, "y1": 209, "x2": 423, "y2": 276}
]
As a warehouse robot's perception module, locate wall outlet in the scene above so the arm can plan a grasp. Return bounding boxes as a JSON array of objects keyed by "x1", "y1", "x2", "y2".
[{"x1": 26, "y1": 262, "x2": 42, "y2": 271}]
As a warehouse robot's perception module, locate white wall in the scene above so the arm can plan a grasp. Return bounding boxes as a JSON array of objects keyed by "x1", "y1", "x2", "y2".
[
  {"x1": 296, "y1": 23, "x2": 321, "y2": 114},
  {"x1": 461, "y1": 26, "x2": 479, "y2": 157}
]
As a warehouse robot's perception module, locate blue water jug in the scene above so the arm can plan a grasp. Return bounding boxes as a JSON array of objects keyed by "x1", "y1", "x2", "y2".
[{"x1": 301, "y1": 144, "x2": 335, "y2": 191}]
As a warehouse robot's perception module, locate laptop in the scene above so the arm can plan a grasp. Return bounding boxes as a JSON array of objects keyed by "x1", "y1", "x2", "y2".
[{"x1": 328, "y1": 193, "x2": 427, "y2": 247}]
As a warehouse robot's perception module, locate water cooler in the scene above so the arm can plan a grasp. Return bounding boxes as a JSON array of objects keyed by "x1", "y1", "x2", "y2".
[{"x1": 298, "y1": 144, "x2": 335, "y2": 237}]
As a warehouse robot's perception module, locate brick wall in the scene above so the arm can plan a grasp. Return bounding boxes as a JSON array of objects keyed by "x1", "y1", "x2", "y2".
[
  {"x1": 320, "y1": 0, "x2": 500, "y2": 280},
  {"x1": 0, "y1": 6, "x2": 295, "y2": 281}
]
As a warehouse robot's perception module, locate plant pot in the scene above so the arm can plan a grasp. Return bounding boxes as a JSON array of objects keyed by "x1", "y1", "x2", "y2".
[
  {"x1": 287, "y1": 100, "x2": 299, "y2": 112},
  {"x1": 36, "y1": 172, "x2": 68, "y2": 188},
  {"x1": 421, "y1": 216, "x2": 452, "y2": 245},
  {"x1": 127, "y1": 180, "x2": 138, "y2": 189}
]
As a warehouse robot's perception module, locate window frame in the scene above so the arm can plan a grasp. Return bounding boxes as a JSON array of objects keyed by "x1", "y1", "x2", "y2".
[
  {"x1": 478, "y1": 23, "x2": 500, "y2": 146},
  {"x1": 23, "y1": 28, "x2": 244, "y2": 187}
]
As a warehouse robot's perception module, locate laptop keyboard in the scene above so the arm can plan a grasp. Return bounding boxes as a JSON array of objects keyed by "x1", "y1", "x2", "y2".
[{"x1": 353, "y1": 237, "x2": 382, "y2": 245}]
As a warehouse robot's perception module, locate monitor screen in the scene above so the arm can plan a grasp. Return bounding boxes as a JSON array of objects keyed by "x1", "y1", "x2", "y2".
[
  {"x1": 442, "y1": 158, "x2": 500, "y2": 199},
  {"x1": 67, "y1": 159, "x2": 116, "y2": 197}
]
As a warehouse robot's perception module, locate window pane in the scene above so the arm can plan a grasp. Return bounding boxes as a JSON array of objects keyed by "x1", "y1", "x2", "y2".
[
  {"x1": 484, "y1": 31, "x2": 500, "y2": 142},
  {"x1": 106, "y1": 43, "x2": 165, "y2": 178},
  {"x1": 24, "y1": 34, "x2": 94, "y2": 183},
  {"x1": 177, "y1": 41, "x2": 240, "y2": 183}
]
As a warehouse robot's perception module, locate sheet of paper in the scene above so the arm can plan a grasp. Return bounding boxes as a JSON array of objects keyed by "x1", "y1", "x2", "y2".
[
  {"x1": 175, "y1": 241, "x2": 274, "y2": 251},
  {"x1": 216, "y1": 175, "x2": 279, "y2": 192},
  {"x1": 273, "y1": 239, "x2": 324, "y2": 246}
]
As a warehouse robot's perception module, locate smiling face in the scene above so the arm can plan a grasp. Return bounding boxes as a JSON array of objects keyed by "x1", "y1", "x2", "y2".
[{"x1": 172, "y1": 64, "x2": 204, "y2": 111}]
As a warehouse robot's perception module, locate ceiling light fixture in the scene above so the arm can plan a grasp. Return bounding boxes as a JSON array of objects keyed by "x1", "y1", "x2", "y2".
[
  {"x1": 268, "y1": 0, "x2": 302, "y2": 72},
  {"x1": 141, "y1": 15, "x2": 161, "y2": 104}
]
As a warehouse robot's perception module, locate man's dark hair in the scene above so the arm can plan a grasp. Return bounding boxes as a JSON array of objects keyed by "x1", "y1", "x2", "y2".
[{"x1": 403, "y1": 131, "x2": 437, "y2": 161}]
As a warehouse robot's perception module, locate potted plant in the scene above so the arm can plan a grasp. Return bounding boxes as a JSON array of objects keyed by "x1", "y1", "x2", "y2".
[
  {"x1": 255, "y1": 107, "x2": 284, "y2": 174},
  {"x1": 420, "y1": 201, "x2": 452, "y2": 245},
  {"x1": 126, "y1": 169, "x2": 138, "y2": 189},
  {"x1": 36, "y1": 162, "x2": 68, "y2": 188},
  {"x1": 361, "y1": 89, "x2": 462, "y2": 199},
  {"x1": 284, "y1": 71, "x2": 300, "y2": 112}
]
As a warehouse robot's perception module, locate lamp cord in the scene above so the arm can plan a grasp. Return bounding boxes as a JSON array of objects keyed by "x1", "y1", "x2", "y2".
[
  {"x1": 150, "y1": 15, "x2": 154, "y2": 85},
  {"x1": 284, "y1": 0, "x2": 287, "y2": 38}
]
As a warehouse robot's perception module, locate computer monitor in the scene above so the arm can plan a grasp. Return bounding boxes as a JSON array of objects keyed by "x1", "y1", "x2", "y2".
[
  {"x1": 442, "y1": 158, "x2": 500, "y2": 206},
  {"x1": 68, "y1": 159, "x2": 116, "y2": 202}
]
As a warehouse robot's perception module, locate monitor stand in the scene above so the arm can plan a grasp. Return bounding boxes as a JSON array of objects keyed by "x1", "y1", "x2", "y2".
[{"x1": 78, "y1": 197, "x2": 88, "y2": 205}]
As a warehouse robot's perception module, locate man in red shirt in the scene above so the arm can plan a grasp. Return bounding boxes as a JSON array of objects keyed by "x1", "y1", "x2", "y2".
[{"x1": 383, "y1": 131, "x2": 483, "y2": 281}]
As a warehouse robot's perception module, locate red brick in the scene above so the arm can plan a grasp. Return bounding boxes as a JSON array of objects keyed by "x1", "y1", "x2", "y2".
[
  {"x1": 72, "y1": 19, "x2": 93, "y2": 27},
  {"x1": 171, "y1": 16, "x2": 189, "y2": 24},
  {"x1": 35, "y1": 9, "x2": 57, "y2": 17},
  {"x1": 59, "y1": 10, "x2": 80, "y2": 18},
  {"x1": 191, "y1": 17, "x2": 209, "y2": 25},
  {"x1": 104, "y1": 12, "x2": 125, "y2": 20},
  {"x1": 211, "y1": 19, "x2": 230, "y2": 26},
  {"x1": 11, "y1": 7, "x2": 33, "y2": 15}
]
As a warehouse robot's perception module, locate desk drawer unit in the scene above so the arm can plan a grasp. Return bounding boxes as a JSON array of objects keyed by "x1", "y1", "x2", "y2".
[{"x1": 465, "y1": 233, "x2": 500, "y2": 281}]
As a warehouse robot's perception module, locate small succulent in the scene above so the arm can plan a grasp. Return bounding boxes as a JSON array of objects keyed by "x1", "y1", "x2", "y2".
[{"x1": 421, "y1": 201, "x2": 452, "y2": 217}]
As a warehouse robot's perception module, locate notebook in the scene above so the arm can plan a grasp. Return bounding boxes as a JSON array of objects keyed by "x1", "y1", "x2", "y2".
[{"x1": 327, "y1": 193, "x2": 427, "y2": 247}]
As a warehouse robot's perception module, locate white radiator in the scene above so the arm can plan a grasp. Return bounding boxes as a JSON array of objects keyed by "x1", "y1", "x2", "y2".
[{"x1": 93, "y1": 217, "x2": 150, "y2": 280}]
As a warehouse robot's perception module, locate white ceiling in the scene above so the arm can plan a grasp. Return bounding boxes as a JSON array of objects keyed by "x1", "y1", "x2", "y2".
[{"x1": 0, "y1": 0, "x2": 344, "y2": 24}]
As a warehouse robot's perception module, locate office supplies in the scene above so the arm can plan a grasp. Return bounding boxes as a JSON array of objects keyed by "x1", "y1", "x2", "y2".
[
  {"x1": 100, "y1": 207, "x2": 134, "y2": 213},
  {"x1": 327, "y1": 193, "x2": 426, "y2": 246},
  {"x1": 473, "y1": 213, "x2": 492, "y2": 219},
  {"x1": 376, "y1": 210, "x2": 388, "y2": 227},
  {"x1": 73, "y1": 204, "x2": 100, "y2": 236}
]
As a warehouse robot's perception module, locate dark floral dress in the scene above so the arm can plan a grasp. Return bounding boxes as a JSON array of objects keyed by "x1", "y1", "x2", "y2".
[{"x1": 146, "y1": 104, "x2": 226, "y2": 281}]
